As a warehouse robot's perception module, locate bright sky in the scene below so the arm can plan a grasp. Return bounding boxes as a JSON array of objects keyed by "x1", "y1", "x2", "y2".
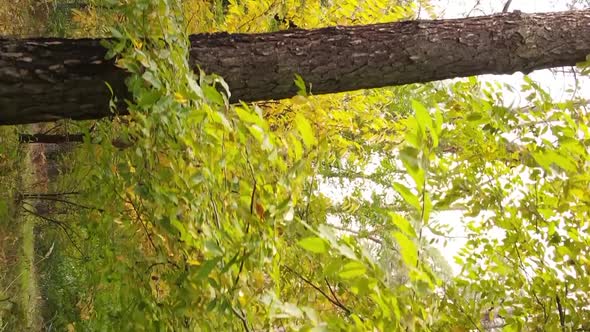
[
  {"x1": 433, "y1": 0, "x2": 590, "y2": 104},
  {"x1": 323, "y1": 1, "x2": 590, "y2": 276},
  {"x1": 434, "y1": 0, "x2": 575, "y2": 18},
  {"x1": 427, "y1": 0, "x2": 590, "y2": 274}
]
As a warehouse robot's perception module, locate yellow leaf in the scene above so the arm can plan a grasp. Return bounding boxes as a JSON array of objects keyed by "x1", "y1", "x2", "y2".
[
  {"x1": 238, "y1": 290, "x2": 246, "y2": 306},
  {"x1": 132, "y1": 38, "x2": 143, "y2": 49},
  {"x1": 187, "y1": 259, "x2": 201, "y2": 266},
  {"x1": 174, "y1": 92, "x2": 187, "y2": 104},
  {"x1": 158, "y1": 153, "x2": 171, "y2": 167}
]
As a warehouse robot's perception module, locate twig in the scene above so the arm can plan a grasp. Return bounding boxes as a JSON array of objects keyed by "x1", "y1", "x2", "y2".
[
  {"x1": 19, "y1": 191, "x2": 80, "y2": 199},
  {"x1": 232, "y1": 251, "x2": 250, "y2": 289},
  {"x1": 466, "y1": 0, "x2": 483, "y2": 17},
  {"x1": 209, "y1": 192, "x2": 222, "y2": 229},
  {"x1": 230, "y1": 304, "x2": 252, "y2": 332},
  {"x1": 283, "y1": 265, "x2": 352, "y2": 315},
  {"x1": 21, "y1": 194, "x2": 103, "y2": 212},
  {"x1": 327, "y1": 224, "x2": 386, "y2": 247},
  {"x1": 232, "y1": 151, "x2": 257, "y2": 287},
  {"x1": 144, "y1": 261, "x2": 179, "y2": 274},
  {"x1": 324, "y1": 278, "x2": 352, "y2": 316},
  {"x1": 21, "y1": 205, "x2": 84, "y2": 257},
  {"x1": 515, "y1": 248, "x2": 548, "y2": 325},
  {"x1": 125, "y1": 193, "x2": 157, "y2": 252},
  {"x1": 556, "y1": 294, "x2": 566, "y2": 331},
  {"x1": 452, "y1": 299, "x2": 483, "y2": 332},
  {"x1": 502, "y1": 0, "x2": 513, "y2": 13},
  {"x1": 417, "y1": 175, "x2": 428, "y2": 267},
  {"x1": 236, "y1": 2, "x2": 277, "y2": 31}
]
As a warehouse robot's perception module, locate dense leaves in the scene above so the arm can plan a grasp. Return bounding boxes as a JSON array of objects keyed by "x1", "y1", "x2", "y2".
[{"x1": 64, "y1": 1, "x2": 444, "y2": 330}]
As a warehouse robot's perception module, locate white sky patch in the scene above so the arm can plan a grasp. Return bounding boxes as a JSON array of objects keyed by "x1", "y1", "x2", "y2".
[
  {"x1": 432, "y1": 0, "x2": 576, "y2": 18},
  {"x1": 429, "y1": 0, "x2": 590, "y2": 106},
  {"x1": 424, "y1": 0, "x2": 590, "y2": 274},
  {"x1": 323, "y1": 0, "x2": 590, "y2": 276}
]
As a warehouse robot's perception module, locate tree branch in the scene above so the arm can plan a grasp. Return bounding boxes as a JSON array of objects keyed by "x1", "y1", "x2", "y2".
[{"x1": 283, "y1": 265, "x2": 352, "y2": 315}]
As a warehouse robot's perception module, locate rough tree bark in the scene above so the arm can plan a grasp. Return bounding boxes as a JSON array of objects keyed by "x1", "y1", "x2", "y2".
[{"x1": 1, "y1": 10, "x2": 590, "y2": 125}]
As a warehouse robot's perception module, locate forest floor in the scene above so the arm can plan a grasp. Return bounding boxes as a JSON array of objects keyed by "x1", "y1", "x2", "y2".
[
  {"x1": 0, "y1": 129, "x2": 43, "y2": 331},
  {"x1": 1, "y1": 1, "x2": 101, "y2": 329},
  {"x1": 22, "y1": 125, "x2": 50, "y2": 330},
  {"x1": 1, "y1": 1, "x2": 55, "y2": 330},
  {"x1": 0, "y1": 126, "x2": 26, "y2": 329},
  {"x1": 0, "y1": 0, "x2": 49, "y2": 36}
]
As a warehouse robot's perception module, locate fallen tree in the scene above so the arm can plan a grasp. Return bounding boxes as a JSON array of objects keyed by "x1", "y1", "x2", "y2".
[
  {"x1": 18, "y1": 133, "x2": 84, "y2": 144},
  {"x1": 1, "y1": 10, "x2": 590, "y2": 125}
]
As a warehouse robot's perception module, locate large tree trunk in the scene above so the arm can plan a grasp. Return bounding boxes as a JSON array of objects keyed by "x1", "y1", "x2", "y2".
[{"x1": 1, "y1": 10, "x2": 590, "y2": 125}]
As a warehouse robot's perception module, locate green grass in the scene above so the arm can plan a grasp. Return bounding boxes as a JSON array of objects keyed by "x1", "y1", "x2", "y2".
[
  {"x1": 0, "y1": 1, "x2": 89, "y2": 330},
  {"x1": 19, "y1": 206, "x2": 40, "y2": 331},
  {"x1": 0, "y1": 125, "x2": 22, "y2": 330},
  {"x1": 0, "y1": 127, "x2": 38, "y2": 331}
]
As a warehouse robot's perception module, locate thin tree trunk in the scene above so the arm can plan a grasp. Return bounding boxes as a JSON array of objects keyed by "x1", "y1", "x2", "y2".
[{"x1": 1, "y1": 10, "x2": 590, "y2": 125}]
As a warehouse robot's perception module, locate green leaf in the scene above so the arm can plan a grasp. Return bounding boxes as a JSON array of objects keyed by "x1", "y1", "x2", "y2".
[
  {"x1": 339, "y1": 261, "x2": 366, "y2": 279},
  {"x1": 399, "y1": 147, "x2": 420, "y2": 170},
  {"x1": 294, "y1": 113, "x2": 317, "y2": 148},
  {"x1": 422, "y1": 194, "x2": 432, "y2": 223},
  {"x1": 202, "y1": 84, "x2": 225, "y2": 106},
  {"x1": 142, "y1": 71, "x2": 161, "y2": 89},
  {"x1": 204, "y1": 240, "x2": 223, "y2": 257},
  {"x1": 281, "y1": 303, "x2": 303, "y2": 318},
  {"x1": 110, "y1": 27, "x2": 124, "y2": 39},
  {"x1": 412, "y1": 99, "x2": 432, "y2": 136},
  {"x1": 434, "y1": 107, "x2": 443, "y2": 135},
  {"x1": 531, "y1": 150, "x2": 553, "y2": 171},
  {"x1": 393, "y1": 182, "x2": 420, "y2": 211},
  {"x1": 393, "y1": 232, "x2": 418, "y2": 267},
  {"x1": 466, "y1": 112, "x2": 483, "y2": 122},
  {"x1": 298, "y1": 237, "x2": 328, "y2": 254},
  {"x1": 196, "y1": 257, "x2": 221, "y2": 280},
  {"x1": 137, "y1": 91, "x2": 161, "y2": 107},
  {"x1": 532, "y1": 150, "x2": 577, "y2": 173},
  {"x1": 294, "y1": 74, "x2": 307, "y2": 96},
  {"x1": 431, "y1": 107, "x2": 443, "y2": 147},
  {"x1": 549, "y1": 151, "x2": 577, "y2": 172},
  {"x1": 389, "y1": 213, "x2": 417, "y2": 238},
  {"x1": 235, "y1": 106, "x2": 263, "y2": 124},
  {"x1": 187, "y1": 75, "x2": 204, "y2": 99},
  {"x1": 288, "y1": 133, "x2": 304, "y2": 160}
]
